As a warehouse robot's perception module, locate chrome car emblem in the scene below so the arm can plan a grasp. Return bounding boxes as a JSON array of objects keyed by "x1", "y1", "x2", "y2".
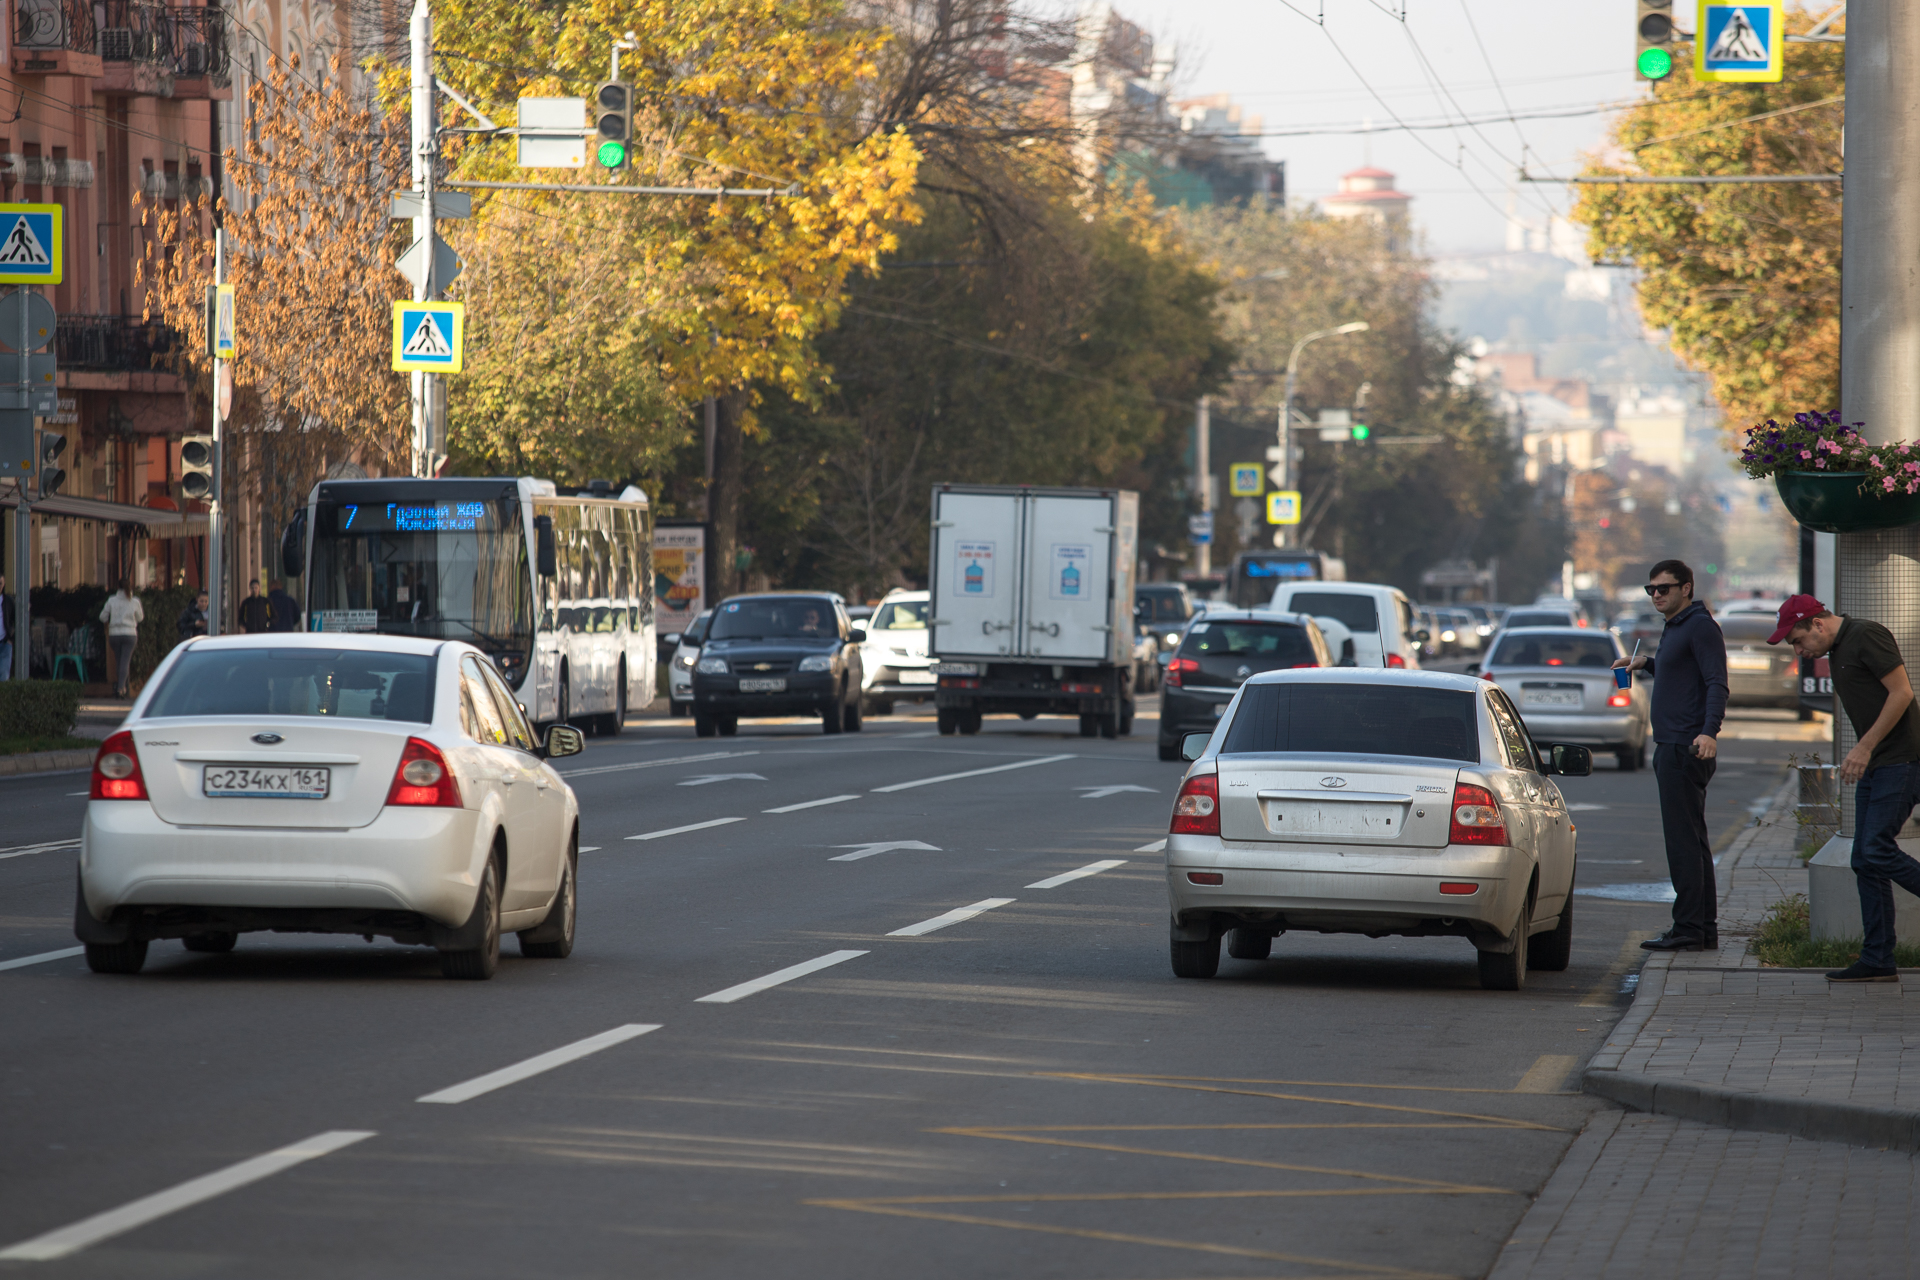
[
  {"x1": 1319, "y1": 776, "x2": 1348, "y2": 789},
  {"x1": 1235, "y1": 664, "x2": 1251, "y2": 679},
  {"x1": 251, "y1": 733, "x2": 283, "y2": 745},
  {"x1": 752, "y1": 662, "x2": 773, "y2": 672}
]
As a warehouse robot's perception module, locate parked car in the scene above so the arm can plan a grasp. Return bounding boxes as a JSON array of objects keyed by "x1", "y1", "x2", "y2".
[
  {"x1": 1164, "y1": 668, "x2": 1589, "y2": 990},
  {"x1": 1721, "y1": 613, "x2": 1800, "y2": 710},
  {"x1": 859, "y1": 589, "x2": 934, "y2": 716},
  {"x1": 1475, "y1": 627, "x2": 1649, "y2": 771},
  {"x1": 1157, "y1": 609, "x2": 1332, "y2": 761},
  {"x1": 74, "y1": 634, "x2": 585, "y2": 979},
  {"x1": 667, "y1": 607, "x2": 713, "y2": 716},
  {"x1": 1267, "y1": 581, "x2": 1424, "y2": 669},
  {"x1": 691, "y1": 593, "x2": 865, "y2": 737}
]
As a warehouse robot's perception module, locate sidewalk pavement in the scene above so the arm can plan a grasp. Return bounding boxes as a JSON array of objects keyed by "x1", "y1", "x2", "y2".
[{"x1": 1491, "y1": 767, "x2": 1920, "y2": 1277}]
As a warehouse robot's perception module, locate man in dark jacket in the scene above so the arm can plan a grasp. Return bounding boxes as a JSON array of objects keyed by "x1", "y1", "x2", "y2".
[
  {"x1": 238, "y1": 579, "x2": 272, "y2": 634},
  {"x1": 177, "y1": 591, "x2": 209, "y2": 641},
  {"x1": 1615, "y1": 558, "x2": 1728, "y2": 951},
  {"x1": 267, "y1": 580, "x2": 299, "y2": 632}
]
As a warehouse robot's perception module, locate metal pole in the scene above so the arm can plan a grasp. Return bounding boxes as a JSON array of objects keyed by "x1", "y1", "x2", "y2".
[
  {"x1": 206, "y1": 231, "x2": 225, "y2": 636},
  {"x1": 1275, "y1": 322, "x2": 1369, "y2": 551},
  {"x1": 14, "y1": 287, "x2": 29, "y2": 678},
  {"x1": 1195, "y1": 395, "x2": 1211, "y2": 577},
  {"x1": 409, "y1": 0, "x2": 436, "y2": 478}
]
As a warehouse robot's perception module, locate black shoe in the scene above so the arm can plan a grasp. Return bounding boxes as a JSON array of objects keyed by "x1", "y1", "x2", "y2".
[
  {"x1": 1827, "y1": 962, "x2": 1899, "y2": 983},
  {"x1": 1641, "y1": 931, "x2": 1707, "y2": 951},
  {"x1": 1704, "y1": 929, "x2": 1719, "y2": 951}
]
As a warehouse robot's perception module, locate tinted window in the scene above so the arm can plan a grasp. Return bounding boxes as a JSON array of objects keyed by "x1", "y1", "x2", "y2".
[
  {"x1": 1504, "y1": 611, "x2": 1576, "y2": 629},
  {"x1": 1137, "y1": 589, "x2": 1191, "y2": 623},
  {"x1": 1489, "y1": 633, "x2": 1618, "y2": 668},
  {"x1": 873, "y1": 599, "x2": 929, "y2": 631},
  {"x1": 1179, "y1": 621, "x2": 1317, "y2": 666},
  {"x1": 1721, "y1": 617, "x2": 1776, "y2": 641},
  {"x1": 709, "y1": 597, "x2": 837, "y2": 640},
  {"x1": 685, "y1": 610, "x2": 713, "y2": 644},
  {"x1": 1288, "y1": 592, "x2": 1378, "y2": 632},
  {"x1": 148, "y1": 648, "x2": 436, "y2": 721},
  {"x1": 1221, "y1": 683, "x2": 1481, "y2": 762}
]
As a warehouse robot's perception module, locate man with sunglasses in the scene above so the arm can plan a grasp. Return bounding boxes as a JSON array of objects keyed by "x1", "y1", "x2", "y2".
[{"x1": 1614, "y1": 559, "x2": 1728, "y2": 951}]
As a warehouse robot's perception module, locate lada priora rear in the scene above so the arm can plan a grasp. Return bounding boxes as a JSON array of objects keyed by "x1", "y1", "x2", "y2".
[{"x1": 1164, "y1": 669, "x2": 1588, "y2": 990}]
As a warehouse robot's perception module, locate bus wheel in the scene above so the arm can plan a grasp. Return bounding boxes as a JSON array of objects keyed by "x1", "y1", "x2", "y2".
[{"x1": 605, "y1": 668, "x2": 626, "y2": 736}]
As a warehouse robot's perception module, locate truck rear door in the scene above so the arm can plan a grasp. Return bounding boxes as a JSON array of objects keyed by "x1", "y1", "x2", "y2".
[
  {"x1": 1021, "y1": 493, "x2": 1112, "y2": 660},
  {"x1": 931, "y1": 490, "x2": 1021, "y2": 658}
]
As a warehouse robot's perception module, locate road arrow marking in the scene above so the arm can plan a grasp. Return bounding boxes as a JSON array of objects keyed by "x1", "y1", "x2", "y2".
[
  {"x1": 829, "y1": 840, "x2": 941, "y2": 862},
  {"x1": 678, "y1": 773, "x2": 767, "y2": 787},
  {"x1": 1076, "y1": 784, "x2": 1158, "y2": 799}
]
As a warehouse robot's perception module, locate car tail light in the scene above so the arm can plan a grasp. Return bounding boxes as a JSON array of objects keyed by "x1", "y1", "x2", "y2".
[
  {"x1": 386, "y1": 737, "x2": 463, "y2": 808},
  {"x1": 1449, "y1": 782, "x2": 1507, "y2": 846},
  {"x1": 1186, "y1": 871, "x2": 1224, "y2": 885},
  {"x1": 1165, "y1": 657, "x2": 1200, "y2": 688},
  {"x1": 1482, "y1": 670, "x2": 1497, "y2": 681},
  {"x1": 1170, "y1": 774, "x2": 1219, "y2": 836},
  {"x1": 1439, "y1": 882, "x2": 1479, "y2": 895},
  {"x1": 1607, "y1": 691, "x2": 1631, "y2": 708},
  {"x1": 1386, "y1": 653, "x2": 1407, "y2": 668},
  {"x1": 90, "y1": 730, "x2": 148, "y2": 801}
]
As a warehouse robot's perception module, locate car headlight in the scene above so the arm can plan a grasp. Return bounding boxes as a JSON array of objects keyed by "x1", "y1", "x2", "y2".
[
  {"x1": 1165, "y1": 632, "x2": 1180, "y2": 644},
  {"x1": 798, "y1": 655, "x2": 834, "y2": 673},
  {"x1": 696, "y1": 656, "x2": 729, "y2": 675},
  {"x1": 675, "y1": 652, "x2": 696, "y2": 669}
]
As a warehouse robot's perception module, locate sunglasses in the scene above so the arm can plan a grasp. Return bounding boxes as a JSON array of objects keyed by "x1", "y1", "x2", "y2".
[{"x1": 1644, "y1": 582, "x2": 1684, "y2": 596}]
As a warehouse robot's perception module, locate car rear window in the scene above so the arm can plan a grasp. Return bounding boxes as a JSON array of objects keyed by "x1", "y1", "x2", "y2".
[
  {"x1": 1286, "y1": 592, "x2": 1378, "y2": 632},
  {"x1": 1721, "y1": 616, "x2": 1778, "y2": 641},
  {"x1": 1221, "y1": 683, "x2": 1481, "y2": 762},
  {"x1": 1503, "y1": 611, "x2": 1575, "y2": 629},
  {"x1": 146, "y1": 648, "x2": 437, "y2": 721},
  {"x1": 1137, "y1": 590, "x2": 1191, "y2": 623},
  {"x1": 1179, "y1": 621, "x2": 1318, "y2": 666},
  {"x1": 1489, "y1": 634, "x2": 1618, "y2": 668}
]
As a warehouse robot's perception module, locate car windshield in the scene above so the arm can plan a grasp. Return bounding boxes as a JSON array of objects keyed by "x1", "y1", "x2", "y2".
[
  {"x1": 1504, "y1": 611, "x2": 1575, "y2": 629},
  {"x1": 1138, "y1": 590, "x2": 1191, "y2": 623},
  {"x1": 1180, "y1": 621, "x2": 1317, "y2": 666},
  {"x1": 1287, "y1": 592, "x2": 1378, "y2": 632},
  {"x1": 872, "y1": 599, "x2": 929, "y2": 631},
  {"x1": 1722, "y1": 617, "x2": 1779, "y2": 641},
  {"x1": 709, "y1": 597, "x2": 836, "y2": 640},
  {"x1": 146, "y1": 648, "x2": 436, "y2": 721},
  {"x1": 1489, "y1": 633, "x2": 1618, "y2": 668},
  {"x1": 1222, "y1": 683, "x2": 1480, "y2": 762}
]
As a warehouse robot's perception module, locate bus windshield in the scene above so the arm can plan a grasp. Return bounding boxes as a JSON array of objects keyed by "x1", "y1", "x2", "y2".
[{"x1": 307, "y1": 496, "x2": 533, "y2": 680}]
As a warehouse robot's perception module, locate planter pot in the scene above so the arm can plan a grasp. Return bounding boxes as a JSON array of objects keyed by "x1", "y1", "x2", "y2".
[{"x1": 1774, "y1": 470, "x2": 1920, "y2": 533}]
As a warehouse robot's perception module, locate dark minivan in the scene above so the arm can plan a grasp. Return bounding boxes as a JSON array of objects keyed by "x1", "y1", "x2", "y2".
[
  {"x1": 1156, "y1": 609, "x2": 1331, "y2": 761},
  {"x1": 690, "y1": 593, "x2": 866, "y2": 737}
]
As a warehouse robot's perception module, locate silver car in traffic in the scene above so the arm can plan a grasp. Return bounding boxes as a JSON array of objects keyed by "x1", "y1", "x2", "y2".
[
  {"x1": 1165, "y1": 669, "x2": 1589, "y2": 990},
  {"x1": 1474, "y1": 627, "x2": 1649, "y2": 772}
]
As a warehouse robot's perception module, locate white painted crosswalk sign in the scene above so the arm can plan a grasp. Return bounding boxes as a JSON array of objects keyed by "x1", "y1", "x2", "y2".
[
  {"x1": 1696, "y1": 3, "x2": 1782, "y2": 83},
  {"x1": 0, "y1": 204, "x2": 61, "y2": 283},
  {"x1": 391, "y1": 300, "x2": 464, "y2": 372}
]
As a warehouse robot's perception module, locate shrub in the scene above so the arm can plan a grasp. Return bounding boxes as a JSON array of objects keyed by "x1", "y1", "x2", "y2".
[
  {"x1": 0, "y1": 679, "x2": 81, "y2": 738},
  {"x1": 1751, "y1": 893, "x2": 1920, "y2": 968},
  {"x1": 132, "y1": 585, "x2": 200, "y2": 683}
]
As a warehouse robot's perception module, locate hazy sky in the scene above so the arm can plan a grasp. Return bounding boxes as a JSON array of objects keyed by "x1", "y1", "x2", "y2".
[{"x1": 1112, "y1": 0, "x2": 1651, "y2": 253}]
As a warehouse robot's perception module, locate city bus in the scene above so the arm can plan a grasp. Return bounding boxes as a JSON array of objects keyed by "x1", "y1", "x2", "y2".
[
  {"x1": 1227, "y1": 548, "x2": 1346, "y2": 608},
  {"x1": 291, "y1": 477, "x2": 655, "y2": 734}
]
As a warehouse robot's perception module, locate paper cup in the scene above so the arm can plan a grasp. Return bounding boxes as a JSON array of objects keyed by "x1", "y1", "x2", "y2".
[{"x1": 1613, "y1": 665, "x2": 1632, "y2": 689}]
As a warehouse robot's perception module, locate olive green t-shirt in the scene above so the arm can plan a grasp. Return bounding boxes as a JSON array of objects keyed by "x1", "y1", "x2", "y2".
[{"x1": 1830, "y1": 616, "x2": 1920, "y2": 769}]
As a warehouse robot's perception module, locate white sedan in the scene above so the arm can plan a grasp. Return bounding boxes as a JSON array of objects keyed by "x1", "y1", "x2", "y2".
[{"x1": 75, "y1": 634, "x2": 584, "y2": 980}]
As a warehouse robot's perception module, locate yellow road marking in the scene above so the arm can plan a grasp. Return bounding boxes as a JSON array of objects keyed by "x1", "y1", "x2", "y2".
[
  {"x1": 1513, "y1": 1055, "x2": 1578, "y2": 1094},
  {"x1": 1037, "y1": 1073, "x2": 1564, "y2": 1130},
  {"x1": 1579, "y1": 931, "x2": 1655, "y2": 1007},
  {"x1": 1041, "y1": 1071, "x2": 1572, "y2": 1096}
]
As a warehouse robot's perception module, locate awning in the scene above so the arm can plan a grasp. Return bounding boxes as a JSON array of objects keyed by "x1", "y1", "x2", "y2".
[{"x1": 0, "y1": 483, "x2": 193, "y2": 528}]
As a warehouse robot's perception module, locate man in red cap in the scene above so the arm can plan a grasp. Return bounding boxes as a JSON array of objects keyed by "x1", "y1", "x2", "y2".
[{"x1": 1776, "y1": 594, "x2": 1920, "y2": 982}]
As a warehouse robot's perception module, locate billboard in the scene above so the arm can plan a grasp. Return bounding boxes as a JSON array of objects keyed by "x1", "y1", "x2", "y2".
[{"x1": 654, "y1": 523, "x2": 707, "y2": 633}]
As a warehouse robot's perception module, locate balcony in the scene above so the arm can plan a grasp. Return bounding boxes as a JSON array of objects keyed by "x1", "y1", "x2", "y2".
[
  {"x1": 13, "y1": 0, "x2": 101, "y2": 76},
  {"x1": 55, "y1": 316, "x2": 181, "y2": 374},
  {"x1": 98, "y1": 0, "x2": 229, "y2": 97}
]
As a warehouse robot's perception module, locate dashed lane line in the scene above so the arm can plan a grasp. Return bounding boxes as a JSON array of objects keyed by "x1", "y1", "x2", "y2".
[
  {"x1": 888, "y1": 899, "x2": 1016, "y2": 937},
  {"x1": 559, "y1": 750, "x2": 757, "y2": 780},
  {"x1": 0, "y1": 946, "x2": 84, "y2": 972},
  {"x1": 1027, "y1": 860, "x2": 1127, "y2": 889},
  {"x1": 0, "y1": 1130, "x2": 376, "y2": 1262},
  {"x1": 417, "y1": 1025, "x2": 661, "y2": 1104},
  {"x1": 0, "y1": 838, "x2": 81, "y2": 861},
  {"x1": 1134, "y1": 839, "x2": 1167, "y2": 853},
  {"x1": 871, "y1": 753, "x2": 1076, "y2": 793},
  {"x1": 695, "y1": 949, "x2": 869, "y2": 1004},
  {"x1": 764, "y1": 794, "x2": 861, "y2": 814},
  {"x1": 626, "y1": 817, "x2": 746, "y2": 841}
]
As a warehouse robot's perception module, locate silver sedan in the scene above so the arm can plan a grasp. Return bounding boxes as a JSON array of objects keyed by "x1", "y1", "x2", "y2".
[
  {"x1": 1474, "y1": 627, "x2": 1650, "y2": 772},
  {"x1": 1165, "y1": 669, "x2": 1590, "y2": 991}
]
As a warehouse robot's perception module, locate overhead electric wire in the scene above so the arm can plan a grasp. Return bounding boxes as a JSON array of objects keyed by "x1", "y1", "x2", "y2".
[{"x1": 1454, "y1": 0, "x2": 1565, "y2": 216}]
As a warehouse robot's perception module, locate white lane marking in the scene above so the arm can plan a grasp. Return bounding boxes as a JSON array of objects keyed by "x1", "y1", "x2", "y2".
[
  {"x1": 1567, "y1": 803, "x2": 1608, "y2": 812},
  {"x1": 66, "y1": 791, "x2": 89, "y2": 796},
  {"x1": 1027, "y1": 859, "x2": 1127, "y2": 889},
  {"x1": 695, "y1": 949, "x2": 868, "y2": 1003},
  {"x1": 764, "y1": 794, "x2": 860, "y2": 813},
  {"x1": 0, "y1": 1130, "x2": 376, "y2": 1261},
  {"x1": 0, "y1": 838, "x2": 81, "y2": 861},
  {"x1": 578, "y1": 846, "x2": 602, "y2": 853},
  {"x1": 829, "y1": 840, "x2": 941, "y2": 862},
  {"x1": 560, "y1": 750, "x2": 757, "y2": 779},
  {"x1": 888, "y1": 898, "x2": 1016, "y2": 937},
  {"x1": 1134, "y1": 838, "x2": 1168, "y2": 853},
  {"x1": 1076, "y1": 784, "x2": 1157, "y2": 799},
  {"x1": 0, "y1": 946, "x2": 85, "y2": 972},
  {"x1": 679, "y1": 773, "x2": 766, "y2": 787},
  {"x1": 417, "y1": 1024, "x2": 661, "y2": 1104},
  {"x1": 871, "y1": 753, "x2": 1075, "y2": 793},
  {"x1": 627, "y1": 817, "x2": 746, "y2": 841}
]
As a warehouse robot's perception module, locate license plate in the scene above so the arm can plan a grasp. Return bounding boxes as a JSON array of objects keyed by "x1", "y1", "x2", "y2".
[
  {"x1": 899, "y1": 670, "x2": 936, "y2": 685},
  {"x1": 738, "y1": 677, "x2": 786, "y2": 693},
  {"x1": 1523, "y1": 690, "x2": 1582, "y2": 709},
  {"x1": 1265, "y1": 801, "x2": 1402, "y2": 837},
  {"x1": 1728, "y1": 655, "x2": 1771, "y2": 672},
  {"x1": 203, "y1": 765, "x2": 330, "y2": 799}
]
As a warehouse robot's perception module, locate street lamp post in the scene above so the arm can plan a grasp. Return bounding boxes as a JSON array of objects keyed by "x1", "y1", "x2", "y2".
[{"x1": 1276, "y1": 321, "x2": 1369, "y2": 548}]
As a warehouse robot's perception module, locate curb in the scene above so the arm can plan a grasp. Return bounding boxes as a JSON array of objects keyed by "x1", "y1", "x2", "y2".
[
  {"x1": 0, "y1": 748, "x2": 96, "y2": 777},
  {"x1": 1584, "y1": 950, "x2": 1671, "y2": 1074},
  {"x1": 1583, "y1": 1066, "x2": 1920, "y2": 1152}
]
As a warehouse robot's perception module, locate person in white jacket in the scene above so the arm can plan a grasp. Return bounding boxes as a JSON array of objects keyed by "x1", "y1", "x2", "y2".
[{"x1": 99, "y1": 584, "x2": 143, "y2": 698}]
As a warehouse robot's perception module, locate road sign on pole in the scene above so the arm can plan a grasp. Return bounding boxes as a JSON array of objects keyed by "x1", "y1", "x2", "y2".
[
  {"x1": 1695, "y1": 2, "x2": 1783, "y2": 82},
  {"x1": 392, "y1": 301, "x2": 465, "y2": 373},
  {"x1": 1187, "y1": 512, "x2": 1213, "y2": 545},
  {"x1": 1228, "y1": 463, "x2": 1263, "y2": 496},
  {"x1": 207, "y1": 283, "x2": 236, "y2": 358},
  {"x1": 516, "y1": 98, "x2": 587, "y2": 168},
  {"x1": 1267, "y1": 490, "x2": 1302, "y2": 525},
  {"x1": 0, "y1": 204, "x2": 61, "y2": 284}
]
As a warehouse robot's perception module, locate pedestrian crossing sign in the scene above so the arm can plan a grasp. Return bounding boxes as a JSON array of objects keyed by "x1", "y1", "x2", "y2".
[
  {"x1": 0, "y1": 203, "x2": 61, "y2": 284},
  {"x1": 211, "y1": 283, "x2": 236, "y2": 359},
  {"x1": 1229, "y1": 462, "x2": 1264, "y2": 496},
  {"x1": 1267, "y1": 490, "x2": 1301, "y2": 525},
  {"x1": 391, "y1": 301, "x2": 464, "y2": 373},
  {"x1": 1695, "y1": 3, "x2": 1782, "y2": 83}
]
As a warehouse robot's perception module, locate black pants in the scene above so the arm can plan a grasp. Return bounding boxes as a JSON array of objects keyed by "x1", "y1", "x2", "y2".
[{"x1": 1653, "y1": 742, "x2": 1718, "y2": 937}]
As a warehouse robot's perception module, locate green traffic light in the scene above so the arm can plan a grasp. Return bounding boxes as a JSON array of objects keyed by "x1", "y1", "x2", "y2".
[
  {"x1": 597, "y1": 140, "x2": 627, "y2": 169},
  {"x1": 1637, "y1": 47, "x2": 1673, "y2": 79},
  {"x1": 1351, "y1": 423, "x2": 1370, "y2": 441}
]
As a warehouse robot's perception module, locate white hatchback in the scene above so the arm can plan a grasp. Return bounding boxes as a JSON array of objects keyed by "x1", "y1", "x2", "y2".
[{"x1": 74, "y1": 634, "x2": 584, "y2": 980}]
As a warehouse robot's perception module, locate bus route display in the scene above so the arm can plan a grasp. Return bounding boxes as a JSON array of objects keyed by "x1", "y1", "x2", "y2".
[{"x1": 332, "y1": 501, "x2": 497, "y2": 534}]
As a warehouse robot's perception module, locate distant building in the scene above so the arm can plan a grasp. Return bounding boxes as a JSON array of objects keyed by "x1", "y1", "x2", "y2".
[{"x1": 1322, "y1": 166, "x2": 1413, "y2": 223}]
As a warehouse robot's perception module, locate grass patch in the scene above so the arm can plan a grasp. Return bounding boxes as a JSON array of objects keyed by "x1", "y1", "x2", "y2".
[
  {"x1": 1751, "y1": 893, "x2": 1920, "y2": 968},
  {"x1": 0, "y1": 735, "x2": 98, "y2": 757}
]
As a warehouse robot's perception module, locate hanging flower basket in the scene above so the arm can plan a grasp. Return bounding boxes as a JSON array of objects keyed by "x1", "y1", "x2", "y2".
[
  {"x1": 1775, "y1": 471, "x2": 1920, "y2": 534},
  {"x1": 1741, "y1": 411, "x2": 1920, "y2": 533}
]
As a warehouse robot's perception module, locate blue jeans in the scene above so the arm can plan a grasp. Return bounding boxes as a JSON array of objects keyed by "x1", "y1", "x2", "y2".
[
  {"x1": 1851, "y1": 762, "x2": 1920, "y2": 969},
  {"x1": 0, "y1": 639, "x2": 10, "y2": 680}
]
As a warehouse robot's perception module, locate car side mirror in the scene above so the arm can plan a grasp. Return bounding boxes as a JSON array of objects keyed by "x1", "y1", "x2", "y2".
[
  {"x1": 662, "y1": 632, "x2": 681, "y2": 647},
  {"x1": 544, "y1": 723, "x2": 585, "y2": 759},
  {"x1": 1414, "y1": 628, "x2": 1431, "y2": 643},
  {"x1": 850, "y1": 623, "x2": 867, "y2": 642},
  {"x1": 1549, "y1": 744, "x2": 1593, "y2": 777},
  {"x1": 1464, "y1": 663, "x2": 1480, "y2": 676},
  {"x1": 280, "y1": 508, "x2": 307, "y2": 579},
  {"x1": 534, "y1": 515, "x2": 557, "y2": 577},
  {"x1": 1180, "y1": 731, "x2": 1212, "y2": 762}
]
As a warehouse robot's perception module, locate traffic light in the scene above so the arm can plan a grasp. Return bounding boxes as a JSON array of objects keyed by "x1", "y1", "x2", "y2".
[
  {"x1": 1350, "y1": 421, "x2": 1371, "y2": 443},
  {"x1": 1636, "y1": 0, "x2": 1676, "y2": 80},
  {"x1": 181, "y1": 433, "x2": 214, "y2": 500},
  {"x1": 36, "y1": 431, "x2": 63, "y2": 498},
  {"x1": 593, "y1": 81, "x2": 632, "y2": 170}
]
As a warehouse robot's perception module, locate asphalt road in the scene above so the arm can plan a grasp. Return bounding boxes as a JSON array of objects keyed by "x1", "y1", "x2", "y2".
[{"x1": 0, "y1": 705, "x2": 1819, "y2": 1278}]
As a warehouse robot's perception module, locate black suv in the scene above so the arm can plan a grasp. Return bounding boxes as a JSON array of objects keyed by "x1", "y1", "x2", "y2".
[
  {"x1": 1157, "y1": 609, "x2": 1331, "y2": 761},
  {"x1": 690, "y1": 593, "x2": 866, "y2": 737}
]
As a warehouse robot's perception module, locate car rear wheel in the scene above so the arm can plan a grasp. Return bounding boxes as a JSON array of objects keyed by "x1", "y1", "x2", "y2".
[
  {"x1": 1170, "y1": 933, "x2": 1220, "y2": 979},
  {"x1": 85, "y1": 939, "x2": 147, "y2": 975},
  {"x1": 183, "y1": 932, "x2": 237, "y2": 954},
  {"x1": 1530, "y1": 887, "x2": 1574, "y2": 972},
  {"x1": 822, "y1": 703, "x2": 844, "y2": 734},
  {"x1": 959, "y1": 711, "x2": 983, "y2": 735},
  {"x1": 937, "y1": 709, "x2": 958, "y2": 735},
  {"x1": 670, "y1": 699, "x2": 690, "y2": 717},
  {"x1": 843, "y1": 700, "x2": 863, "y2": 732},
  {"x1": 1078, "y1": 714, "x2": 1098, "y2": 738},
  {"x1": 1476, "y1": 915, "x2": 1528, "y2": 991},
  {"x1": 441, "y1": 858, "x2": 501, "y2": 981},
  {"x1": 1157, "y1": 738, "x2": 1180, "y2": 762},
  {"x1": 519, "y1": 838, "x2": 577, "y2": 959},
  {"x1": 1615, "y1": 746, "x2": 1637, "y2": 772},
  {"x1": 1226, "y1": 927, "x2": 1271, "y2": 960},
  {"x1": 717, "y1": 716, "x2": 738, "y2": 736}
]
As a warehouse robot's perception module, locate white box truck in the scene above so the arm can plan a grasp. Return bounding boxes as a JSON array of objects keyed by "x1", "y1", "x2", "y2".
[{"x1": 927, "y1": 483, "x2": 1139, "y2": 737}]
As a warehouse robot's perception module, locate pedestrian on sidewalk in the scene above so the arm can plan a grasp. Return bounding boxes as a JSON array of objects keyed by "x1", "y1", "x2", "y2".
[
  {"x1": 267, "y1": 580, "x2": 298, "y2": 632},
  {"x1": 1614, "y1": 558, "x2": 1727, "y2": 952},
  {"x1": 99, "y1": 583, "x2": 143, "y2": 699},
  {"x1": 238, "y1": 579, "x2": 271, "y2": 634},
  {"x1": 176, "y1": 591, "x2": 208, "y2": 642},
  {"x1": 0, "y1": 573, "x2": 11, "y2": 681},
  {"x1": 1774, "y1": 595, "x2": 1920, "y2": 982}
]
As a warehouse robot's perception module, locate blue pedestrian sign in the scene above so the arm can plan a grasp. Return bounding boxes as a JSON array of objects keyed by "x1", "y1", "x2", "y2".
[
  {"x1": 0, "y1": 204, "x2": 61, "y2": 284},
  {"x1": 1695, "y1": 2, "x2": 1782, "y2": 83},
  {"x1": 391, "y1": 301, "x2": 464, "y2": 373}
]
